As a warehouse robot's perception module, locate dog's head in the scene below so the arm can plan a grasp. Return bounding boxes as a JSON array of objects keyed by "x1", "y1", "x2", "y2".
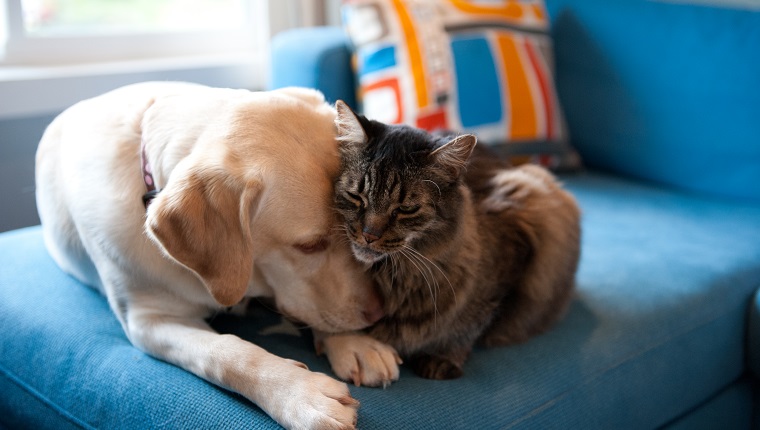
[{"x1": 143, "y1": 87, "x2": 382, "y2": 332}]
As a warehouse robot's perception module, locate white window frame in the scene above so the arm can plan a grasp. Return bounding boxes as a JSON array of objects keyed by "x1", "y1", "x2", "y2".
[
  {"x1": 0, "y1": 0, "x2": 276, "y2": 119},
  {"x1": 0, "y1": 0, "x2": 267, "y2": 65}
]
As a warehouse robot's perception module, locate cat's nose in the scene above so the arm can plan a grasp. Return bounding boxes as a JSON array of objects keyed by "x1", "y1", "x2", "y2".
[
  {"x1": 362, "y1": 220, "x2": 385, "y2": 243},
  {"x1": 362, "y1": 230, "x2": 381, "y2": 243}
]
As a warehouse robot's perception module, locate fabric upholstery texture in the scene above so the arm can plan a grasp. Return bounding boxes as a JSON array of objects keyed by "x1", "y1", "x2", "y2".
[
  {"x1": 0, "y1": 227, "x2": 279, "y2": 430},
  {"x1": 2, "y1": 172, "x2": 758, "y2": 429},
  {"x1": 548, "y1": 0, "x2": 760, "y2": 201},
  {"x1": 340, "y1": 0, "x2": 580, "y2": 170},
  {"x1": 661, "y1": 379, "x2": 754, "y2": 430}
]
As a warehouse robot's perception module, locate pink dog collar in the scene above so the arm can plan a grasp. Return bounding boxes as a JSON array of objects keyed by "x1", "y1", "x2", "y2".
[{"x1": 141, "y1": 139, "x2": 159, "y2": 208}]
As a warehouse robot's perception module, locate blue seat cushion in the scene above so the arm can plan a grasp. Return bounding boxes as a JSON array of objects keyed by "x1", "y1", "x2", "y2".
[{"x1": 1, "y1": 172, "x2": 759, "y2": 429}]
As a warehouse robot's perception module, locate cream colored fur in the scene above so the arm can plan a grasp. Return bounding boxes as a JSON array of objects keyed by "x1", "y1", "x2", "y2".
[{"x1": 35, "y1": 82, "x2": 382, "y2": 430}]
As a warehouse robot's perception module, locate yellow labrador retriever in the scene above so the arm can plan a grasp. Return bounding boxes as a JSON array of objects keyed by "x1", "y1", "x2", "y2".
[{"x1": 35, "y1": 82, "x2": 383, "y2": 429}]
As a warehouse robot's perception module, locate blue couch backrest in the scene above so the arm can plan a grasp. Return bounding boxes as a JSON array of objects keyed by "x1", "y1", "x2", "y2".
[{"x1": 546, "y1": 0, "x2": 760, "y2": 201}]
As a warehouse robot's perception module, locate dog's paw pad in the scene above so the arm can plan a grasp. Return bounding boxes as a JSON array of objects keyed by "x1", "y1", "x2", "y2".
[
  {"x1": 321, "y1": 334, "x2": 401, "y2": 387},
  {"x1": 271, "y1": 365, "x2": 358, "y2": 430}
]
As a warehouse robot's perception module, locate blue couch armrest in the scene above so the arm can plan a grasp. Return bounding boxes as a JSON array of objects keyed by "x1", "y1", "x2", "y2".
[{"x1": 269, "y1": 27, "x2": 357, "y2": 109}]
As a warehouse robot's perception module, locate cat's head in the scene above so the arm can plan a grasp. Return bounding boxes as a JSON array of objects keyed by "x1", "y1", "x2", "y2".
[{"x1": 333, "y1": 100, "x2": 477, "y2": 264}]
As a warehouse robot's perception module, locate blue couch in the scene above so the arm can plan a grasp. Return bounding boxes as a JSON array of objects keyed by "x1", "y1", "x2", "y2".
[{"x1": 2, "y1": 1, "x2": 759, "y2": 428}]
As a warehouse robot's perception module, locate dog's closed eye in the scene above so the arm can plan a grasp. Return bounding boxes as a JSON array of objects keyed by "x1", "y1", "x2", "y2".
[{"x1": 294, "y1": 238, "x2": 329, "y2": 254}]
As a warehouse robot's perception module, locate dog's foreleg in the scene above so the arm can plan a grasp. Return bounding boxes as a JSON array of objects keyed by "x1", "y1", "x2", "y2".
[{"x1": 122, "y1": 305, "x2": 359, "y2": 430}]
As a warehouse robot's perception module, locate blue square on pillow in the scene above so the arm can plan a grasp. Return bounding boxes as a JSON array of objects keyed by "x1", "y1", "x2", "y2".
[
  {"x1": 358, "y1": 45, "x2": 397, "y2": 76},
  {"x1": 450, "y1": 34, "x2": 503, "y2": 128}
]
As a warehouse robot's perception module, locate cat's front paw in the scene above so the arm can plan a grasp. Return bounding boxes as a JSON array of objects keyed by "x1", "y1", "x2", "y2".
[
  {"x1": 318, "y1": 333, "x2": 402, "y2": 388},
  {"x1": 411, "y1": 354, "x2": 464, "y2": 380}
]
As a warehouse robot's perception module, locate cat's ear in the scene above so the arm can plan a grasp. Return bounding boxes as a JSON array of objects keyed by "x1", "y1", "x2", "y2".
[
  {"x1": 430, "y1": 134, "x2": 477, "y2": 178},
  {"x1": 335, "y1": 100, "x2": 368, "y2": 145}
]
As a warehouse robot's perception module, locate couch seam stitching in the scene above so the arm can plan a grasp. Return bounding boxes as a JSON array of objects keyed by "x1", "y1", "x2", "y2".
[
  {"x1": 505, "y1": 297, "x2": 753, "y2": 429},
  {"x1": 0, "y1": 362, "x2": 96, "y2": 430}
]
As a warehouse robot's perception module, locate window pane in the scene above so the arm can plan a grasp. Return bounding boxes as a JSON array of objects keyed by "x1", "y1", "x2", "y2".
[
  {"x1": 22, "y1": 0, "x2": 247, "y2": 36},
  {"x1": 0, "y1": 20, "x2": 5, "y2": 45}
]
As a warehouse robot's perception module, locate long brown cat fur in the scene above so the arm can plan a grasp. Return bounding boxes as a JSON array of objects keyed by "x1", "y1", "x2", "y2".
[{"x1": 321, "y1": 101, "x2": 581, "y2": 382}]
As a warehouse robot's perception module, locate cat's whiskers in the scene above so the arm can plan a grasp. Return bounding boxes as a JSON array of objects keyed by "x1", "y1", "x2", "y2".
[
  {"x1": 403, "y1": 245, "x2": 457, "y2": 309},
  {"x1": 398, "y1": 247, "x2": 440, "y2": 327},
  {"x1": 330, "y1": 225, "x2": 358, "y2": 248},
  {"x1": 401, "y1": 247, "x2": 442, "y2": 318},
  {"x1": 423, "y1": 179, "x2": 442, "y2": 198},
  {"x1": 388, "y1": 252, "x2": 399, "y2": 286},
  {"x1": 330, "y1": 225, "x2": 351, "y2": 237},
  {"x1": 398, "y1": 249, "x2": 432, "y2": 293}
]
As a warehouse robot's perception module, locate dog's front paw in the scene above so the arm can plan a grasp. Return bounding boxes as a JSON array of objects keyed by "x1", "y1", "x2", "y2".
[
  {"x1": 266, "y1": 360, "x2": 359, "y2": 430},
  {"x1": 318, "y1": 333, "x2": 402, "y2": 388}
]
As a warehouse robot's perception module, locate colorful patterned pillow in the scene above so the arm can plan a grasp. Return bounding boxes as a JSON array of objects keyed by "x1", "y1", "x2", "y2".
[{"x1": 341, "y1": 0, "x2": 580, "y2": 170}]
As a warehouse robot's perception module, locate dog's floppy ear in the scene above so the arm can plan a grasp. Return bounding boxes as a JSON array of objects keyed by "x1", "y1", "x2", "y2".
[{"x1": 146, "y1": 164, "x2": 261, "y2": 307}]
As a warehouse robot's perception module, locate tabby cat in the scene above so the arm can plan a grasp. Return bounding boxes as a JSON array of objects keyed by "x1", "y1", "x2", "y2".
[{"x1": 317, "y1": 101, "x2": 581, "y2": 385}]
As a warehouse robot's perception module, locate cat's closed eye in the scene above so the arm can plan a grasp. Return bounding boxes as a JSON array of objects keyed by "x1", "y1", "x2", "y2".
[
  {"x1": 343, "y1": 191, "x2": 364, "y2": 208},
  {"x1": 393, "y1": 205, "x2": 421, "y2": 216}
]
